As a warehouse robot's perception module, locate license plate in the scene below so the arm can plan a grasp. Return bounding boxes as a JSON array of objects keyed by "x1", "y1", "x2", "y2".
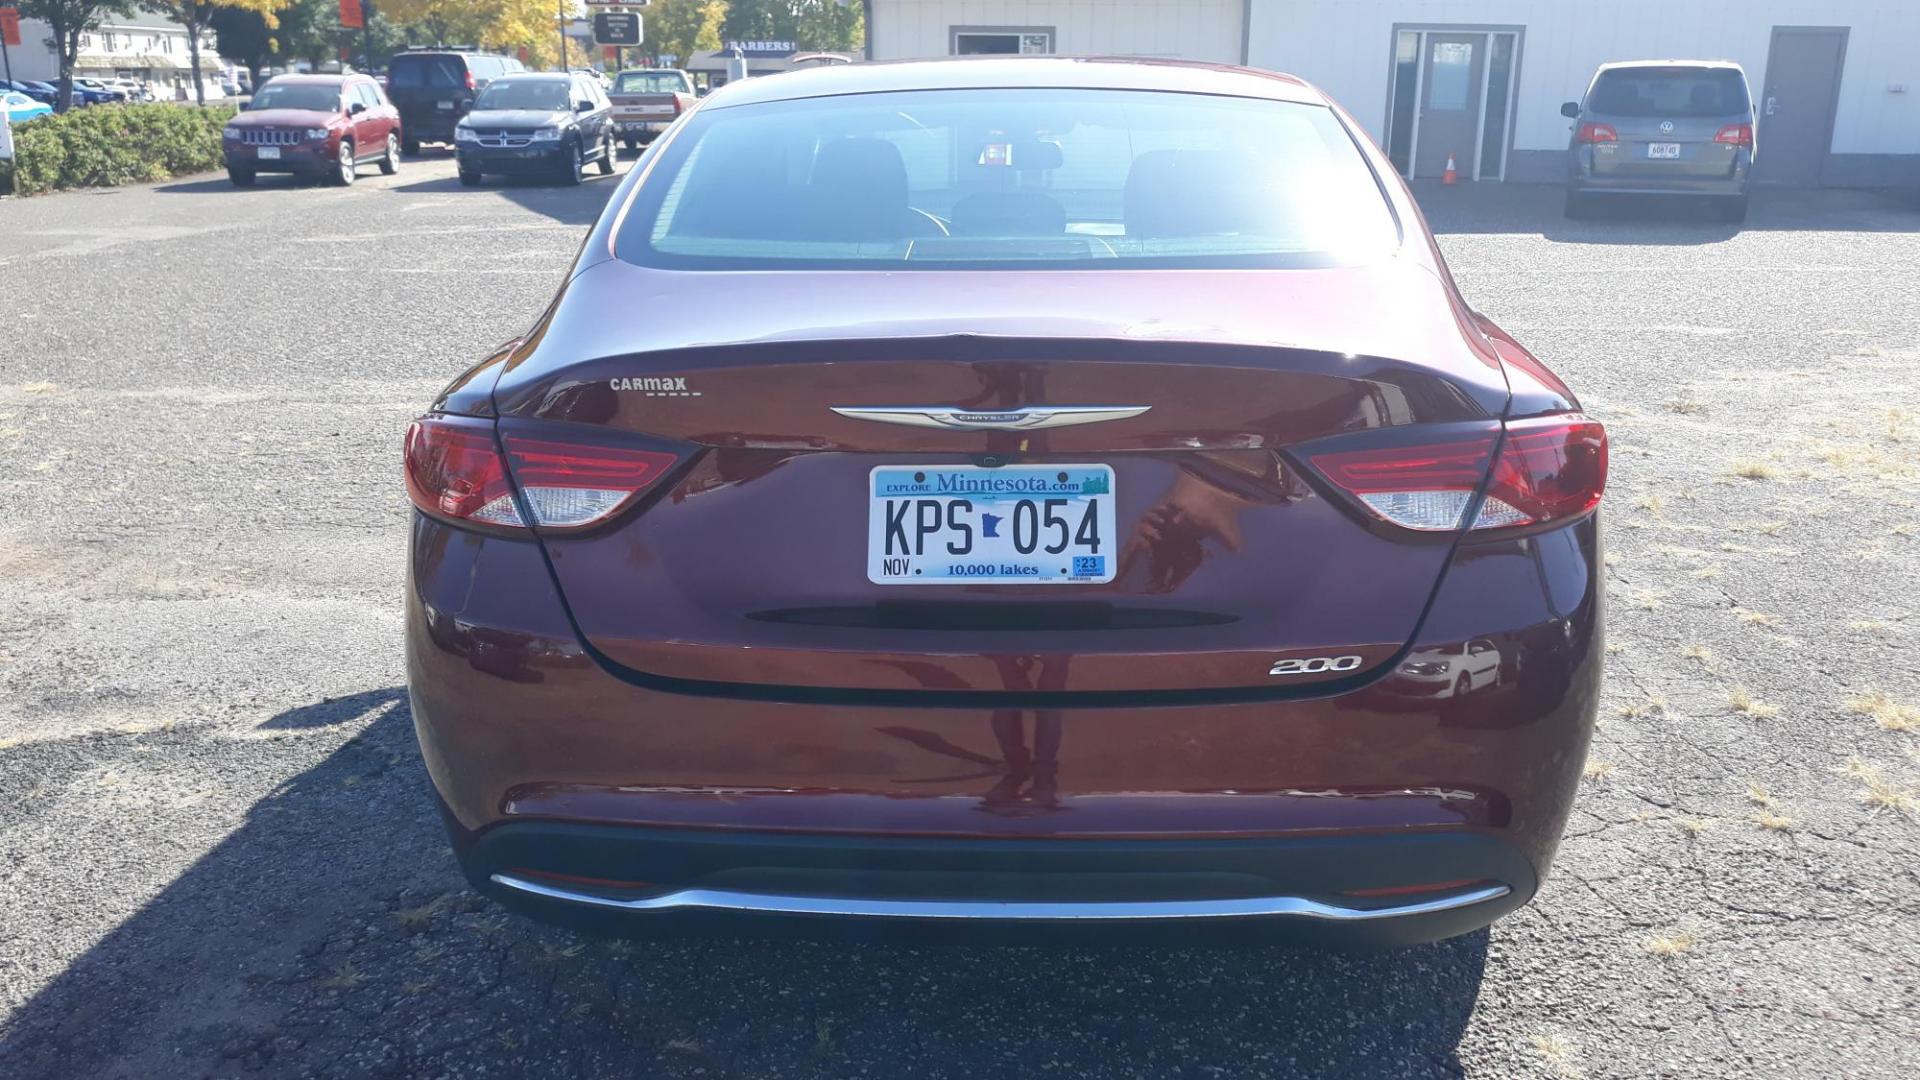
[
  {"x1": 868, "y1": 465, "x2": 1117, "y2": 585},
  {"x1": 256, "y1": 146, "x2": 280, "y2": 160},
  {"x1": 437, "y1": 99, "x2": 454, "y2": 110},
  {"x1": 1647, "y1": 142, "x2": 1681, "y2": 159}
]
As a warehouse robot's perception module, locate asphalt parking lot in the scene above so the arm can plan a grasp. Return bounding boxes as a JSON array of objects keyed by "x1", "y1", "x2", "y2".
[{"x1": 2, "y1": 156, "x2": 1917, "y2": 1078}]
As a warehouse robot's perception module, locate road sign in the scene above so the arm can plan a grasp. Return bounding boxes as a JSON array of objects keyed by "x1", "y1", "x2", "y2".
[
  {"x1": 592, "y1": 11, "x2": 641, "y2": 47},
  {"x1": 0, "y1": 7, "x2": 22, "y2": 48},
  {"x1": 337, "y1": 0, "x2": 363, "y2": 30}
]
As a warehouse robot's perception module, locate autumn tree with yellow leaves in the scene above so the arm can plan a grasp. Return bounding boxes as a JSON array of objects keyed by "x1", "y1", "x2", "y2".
[{"x1": 378, "y1": 0, "x2": 573, "y2": 69}]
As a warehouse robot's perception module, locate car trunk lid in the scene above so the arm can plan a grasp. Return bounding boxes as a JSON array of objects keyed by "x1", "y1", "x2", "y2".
[{"x1": 490, "y1": 260, "x2": 1510, "y2": 697}]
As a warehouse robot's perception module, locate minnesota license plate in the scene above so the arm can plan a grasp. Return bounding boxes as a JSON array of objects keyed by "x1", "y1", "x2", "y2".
[
  {"x1": 1647, "y1": 142, "x2": 1681, "y2": 158},
  {"x1": 256, "y1": 146, "x2": 280, "y2": 160},
  {"x1": 868, "y1": 464, "x2": 1116, "y2": 585}
]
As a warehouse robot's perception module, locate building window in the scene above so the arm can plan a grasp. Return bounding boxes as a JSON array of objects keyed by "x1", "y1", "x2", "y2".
[
  {"x1": 951, "y1": 27, "x2": 1053, "y2": 56},
  {"x1": 103, "y1": 32, "x2": 117, "y2": 51}
]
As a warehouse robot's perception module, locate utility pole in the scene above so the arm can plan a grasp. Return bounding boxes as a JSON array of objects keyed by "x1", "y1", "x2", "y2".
[
  {"x1": 362, "y1": 0, "x2": 375, "y2": 74},
  {"x1": 557, "y1": 0, "x2": 568, "y2": 70}
]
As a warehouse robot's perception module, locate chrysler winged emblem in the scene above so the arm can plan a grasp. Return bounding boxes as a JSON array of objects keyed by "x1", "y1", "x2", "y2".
[{"x1": 830, "y1": 405, "x2": 1151, "y2": 431}]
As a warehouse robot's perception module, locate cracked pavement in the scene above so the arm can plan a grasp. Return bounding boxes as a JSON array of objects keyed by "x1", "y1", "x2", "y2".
[{"x1": 2, "y1": 161, "x2": 1917, "y2": 1078}]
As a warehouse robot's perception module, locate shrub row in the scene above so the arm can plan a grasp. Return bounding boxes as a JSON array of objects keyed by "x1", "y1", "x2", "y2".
[{"x1": 7, "y1": 102, "x2": 238, "y2": 196}]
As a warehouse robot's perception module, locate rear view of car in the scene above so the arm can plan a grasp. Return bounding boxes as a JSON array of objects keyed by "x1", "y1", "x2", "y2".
[
  {"x1": 405, "y1": 59, "x2": 1607, "y2": 947},
  {"x1": 608, "y1": 69, "x2": 694, "y2": 150},
  {"x1": 387, "y1": 50, "x2": 518, "y2": 153},
  {"x1": 1564, "y1": 60, "x2": 1756, "y2": 221}
]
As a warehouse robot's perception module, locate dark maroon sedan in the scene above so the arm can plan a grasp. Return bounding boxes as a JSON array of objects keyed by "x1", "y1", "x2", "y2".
[{"x1": 404, "y1": 58, "x2": 1606, "y2": 946}]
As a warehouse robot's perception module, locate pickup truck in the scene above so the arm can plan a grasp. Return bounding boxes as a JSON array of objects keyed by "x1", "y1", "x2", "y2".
[{"x1": 607, "y1": 68, "x2": 696, "y2": 150}]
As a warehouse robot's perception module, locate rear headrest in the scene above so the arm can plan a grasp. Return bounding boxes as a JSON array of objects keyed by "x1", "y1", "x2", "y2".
[
  {"x1": 1123, "y1": 149, "x2": 1277, "y2": 240},
  {"x1": 807, "y1": 137, "x2": 912, "y2": 242},
  {"x1": 812, "y1": 137, "x2": 909, "y2": 202}
]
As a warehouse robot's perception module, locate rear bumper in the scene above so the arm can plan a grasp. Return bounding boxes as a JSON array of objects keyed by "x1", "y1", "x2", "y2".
[
  {"x1": 457, "y1": 820, "x2": 1534, "y2": 945},
  {"x1": 1569, "y1": 147, "x2": 1752, "y2": 197},
  {"x1": 407, "y1": 511, "x2": 1602, "y2": 942}
]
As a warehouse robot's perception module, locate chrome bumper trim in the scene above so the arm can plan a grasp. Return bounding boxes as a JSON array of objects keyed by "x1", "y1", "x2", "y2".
[{"x1": 489, "y1": 874, "x2": 1511, "y2": 922}]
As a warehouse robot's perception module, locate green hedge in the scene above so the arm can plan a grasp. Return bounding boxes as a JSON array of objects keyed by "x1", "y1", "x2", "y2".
[{"x1": 6, "y1": 102, "x2": 238, "y2": 196}]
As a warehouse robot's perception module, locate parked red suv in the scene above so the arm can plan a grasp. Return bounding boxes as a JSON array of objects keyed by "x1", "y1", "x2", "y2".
[{"x1": 222, "y1": 74, "x2": 401, "y2": 187}]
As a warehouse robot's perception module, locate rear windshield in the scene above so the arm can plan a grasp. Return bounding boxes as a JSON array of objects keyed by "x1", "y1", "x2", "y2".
[
  {"x1": 389, "y1": 55, "x2": 466, "y2": 89},
  {"x1": 614, "y1": 71, "x2": 688, "y2": 94},
  {"x1": 618, "y1": 88, "x2": 1396, "y2": 270},
  {"x1": 250, "y1": 82, "x2": 342, "y2": 112},
  {"x1": 1589, "y1": 67, "x2": 1750, "y2": 117}
]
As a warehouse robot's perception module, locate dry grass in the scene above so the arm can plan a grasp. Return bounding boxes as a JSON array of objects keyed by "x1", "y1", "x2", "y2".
[
  {"x1": 1733, "y1": 607, "x2": 1779, "y2": 628},
  {"x1": 1665, "y1": 397, "x2": 1708, "y2": 416},
  {"x1": 1745, "y1": 781, "x2": 1774, "y2": 807},
  {"x1": 1846, "y1": 689, "x2": 1920, "y2": 732},
  {"x1": 1728, "y1": 686, "x2": 1780, "y2": 719},
  {"x1": 1680, "y1": 644, "x2": 1722, "y2": 673},
  {"x1": 1631, "y1": 588, "x2": 1667, "y2": 611},
  {"x1": 319, "y1": 961, "x2": 365, "y2": 991},
  {"x1": 393, "y1": 894, "x2": 448, "y2": 930},
  {"x1": 1677, "y1": 817, "x2": 1713, "y2": 837},
  {"x1": 1751, "y1": 809, "x2": 1797, "y2": 832},
  {"x1": 1528, "y1": 1033, "x2": 1585, "y2": 1080},
  {"x1": 1692, "y1": 565, "x2": 1724, "y2": 580},
  {"x1": 1583, "y1": 759, "x2": 1617, "y2": 782},
  {"x1": 1844, "y1": 758, "x2": 1918, "y2": 815},
  {"x1": 1635, "y1": 493, "x2": 1666, "y2": 517},
  {"x1": 1850, "y1": 620, "x2": 1892, "y2": 635},
  {"x1": 1641, "y1": 927, "x2": 1699, "y2": 957},
  {"x1": 1617, "y1": 695, "x2": 1668, "y2": 720},
  {"x1": 19, "y1": 381, "x2": 58, "y2": 395},
  {"x1": 1729, "y1": 459, "x2": 1783, "y2": 481}
]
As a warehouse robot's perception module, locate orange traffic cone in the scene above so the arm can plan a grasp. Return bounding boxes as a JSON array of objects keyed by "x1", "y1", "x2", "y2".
[{"x1": 1442, "y1": 152, "x2": 1458, "y2": 185}]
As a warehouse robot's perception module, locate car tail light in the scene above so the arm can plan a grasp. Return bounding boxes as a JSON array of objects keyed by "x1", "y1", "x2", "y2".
[
  {"x1": 1713, "y1": 123, "x2": 1754, "y2": 148},
  {"x1": 1306, "y1": 415, "x2": 1606, "y2": 533},
  {"x1": 464, "y1": 70, "x2": 476, "y2": 92},
  {"x1": 404, "y1": 417, "x2": 681, "y2": 531},
  {"x1": 673, "y1": 96, "x2": 683, "y2": 115},
  {"x1": 1575, "y1": 122, "x2": 1617, "y2": 144}
]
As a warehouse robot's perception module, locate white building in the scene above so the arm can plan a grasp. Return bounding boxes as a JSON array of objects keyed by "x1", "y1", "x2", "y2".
[
  {"x1": 9, "y1": 11, "x2": 225, "y2": 101},
  {"x1": 867, "y1": 1, "x2": 1920, "y2": 186}
]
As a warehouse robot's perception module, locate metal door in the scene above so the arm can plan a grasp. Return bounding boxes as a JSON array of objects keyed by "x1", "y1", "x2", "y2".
[{"x1": 1757, "y1": 27, "x2": 1847, "y2": 185}]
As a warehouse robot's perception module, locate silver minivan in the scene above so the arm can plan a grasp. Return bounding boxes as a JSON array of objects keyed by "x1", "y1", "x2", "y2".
[{"x1": 1562, "y1": 60, "x2": 1756, "y2": 221}]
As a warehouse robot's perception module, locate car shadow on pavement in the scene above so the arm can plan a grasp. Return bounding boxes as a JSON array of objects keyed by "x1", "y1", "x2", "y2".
[
  {"x1": 0, "y1": 691, "x2": 1491, "y2": 1079},
  {"x1": 391, "y1": 171, "x2": 623, "y2": 228},
  {"x1": 1415, "y1": 180, "x2": 1920, "y2": 244}
]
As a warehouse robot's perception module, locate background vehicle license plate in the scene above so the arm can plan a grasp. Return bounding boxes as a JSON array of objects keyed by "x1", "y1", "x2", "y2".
[
  {"x1": 437, "y1": 100, "x2": 454, "y2": 110},
  {"x1": 257, "y1": 146, "x2": 280, "y2": 160},
  {"x1": 868, "y1": 465, "x2": 1117, "y2": 585},
  {"x1": 1648, "y1": 142, "x2": 1681, "y2": 158}
]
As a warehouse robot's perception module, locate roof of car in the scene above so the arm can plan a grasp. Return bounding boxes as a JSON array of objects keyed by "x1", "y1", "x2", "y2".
[
  {"x1": 1595, "y1": 59, "x2": 1745, "y2": 72},
  {"x1": 494, "y1": 72, "x2": 574, "y2": 81},
  {"x1": 265, "y1": 74, "x2": 353, "y2": 85},
  {"x1": 703, "y1": 56, "x2": 1325, "y2": 109}
]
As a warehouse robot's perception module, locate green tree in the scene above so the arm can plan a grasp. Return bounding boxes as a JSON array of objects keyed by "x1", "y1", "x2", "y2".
[
  {"x1": 142, "y1": 0, "x2": 291, "y2": 105},
  {"x1": 17, "y1": 0, "x2": 131, "y2": 111},
  {"x1": 209, "y1": 6, "x2": 272, "y2": 87},
  {"x1": 789, "y1": 0, "x2": 859, "y2": 51},
  {"x1": 644, "y1": 0, "x2": 724, "y2": 65}
]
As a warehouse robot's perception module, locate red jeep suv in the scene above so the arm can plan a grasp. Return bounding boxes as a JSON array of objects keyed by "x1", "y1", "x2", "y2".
[{"x1": 222, "y1": 74, "x2": 401, "y2": 187}]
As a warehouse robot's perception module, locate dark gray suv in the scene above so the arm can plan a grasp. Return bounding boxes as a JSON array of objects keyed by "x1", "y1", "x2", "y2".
[{"x1": 1562, "y1": 60, "x2": 1756, "y2": 222}]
